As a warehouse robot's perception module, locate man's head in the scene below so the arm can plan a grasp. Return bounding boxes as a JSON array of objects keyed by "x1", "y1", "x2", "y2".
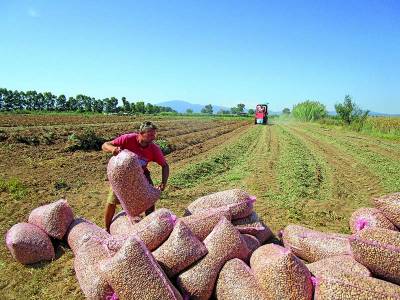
[{"x1": 138, "y1": 121, "x2": 157, "y2": 145}]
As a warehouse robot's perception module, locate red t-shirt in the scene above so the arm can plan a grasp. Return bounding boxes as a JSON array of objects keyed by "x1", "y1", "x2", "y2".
[{"x1": 112, "y1": 133, "x2": 166, "y2": 169}]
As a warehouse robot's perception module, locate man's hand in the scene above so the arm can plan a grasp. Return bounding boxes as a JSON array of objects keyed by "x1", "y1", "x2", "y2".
[
  {"x1": 112, "y1": 146, "x2": 121, "y2": 156},
  {"x1": 157, "y1": 183, "x2": 166, "y2": 191}
]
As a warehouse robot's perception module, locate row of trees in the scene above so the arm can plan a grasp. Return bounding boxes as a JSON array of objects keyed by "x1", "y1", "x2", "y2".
[
  {"x1": 0, "y1": 88, "x2": 176, "y2": 114},
  {"x1": 196, "y1": 103, "x2": 249, "y2": 115}
]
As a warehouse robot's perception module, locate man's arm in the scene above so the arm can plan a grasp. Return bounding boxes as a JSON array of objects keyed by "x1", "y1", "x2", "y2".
[
  {"x1": 158, "y1": 163, "x2": 169, "y2": 191},
  {"x1": 102, "y1": 141, "x2": 121, "y2": 156}
]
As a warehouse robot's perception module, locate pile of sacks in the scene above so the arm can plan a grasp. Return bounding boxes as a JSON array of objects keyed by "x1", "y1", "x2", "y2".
[
  {"x1": 5, "y1": 188, "x2": 272, "y2": 300},
  {"x1": 5, "y1": 150, "x2": 400, "y2": 299},
  {"x1": 282, "y1": 192, "x2": 400, "y2": 299},
  {"x1": 6, "y1": 193, "x2": 400, "y2": 300},
  {"x1": 6, "y1": 199, "x2": 74, "y2": 264}
]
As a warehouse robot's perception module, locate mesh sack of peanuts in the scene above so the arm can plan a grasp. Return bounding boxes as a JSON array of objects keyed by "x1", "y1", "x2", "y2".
[
  {"x1": 186, "y1": 189, "x2": 256, "y2": 220},
  {"x1": 350, "y1": 227, "x2": 400, "y2": 284},
  {"x1": 349, "y1": 207, "x2": 397, "y2": 233},
  {"x1": 282, "y1": 224, "x2": 351, "y2": 262},
  {"x1": 306, "y1": 255, "x2": 371, "y2": 278},
  {"x1": 215, "y1": 258, "x2": 266, "y2": 300},
  {"x1": 241, "y1": 234, "x2": 261, "y2": 262},
  {"x1": 153, "y1": 220, "x2": 208, "y2": 278},
  {"x1": 28, "y1": 199, "x2": 74, "y2": 240},
  {"x1": 250, "y1": 244, "x2": 313, "y2": 300},
  {"x1": 66, "y1": 218, "x2": 111, "y2": 253},
  {"x1": 107, "y1": 150, "x2": 161, "y2": 219},
  {"x1": 99, "y1": 235, "x2": 182, "y2": 300},
  {"x1": 176, "y1": 217, "x2": 250, "y2": 300},
  {"x1": 74, "y1": 236, "x2": 116, "y2": 300},
  {"x1": 128, "y1": 208, "x2": 177, "y2": 251},
  {"x1": 109, "y1": 211, "x2": 142, "y2": 236},
  {"x1": 6, "y1": 222, "x2": 55, "y2": 264},
  {"x1": 232, "y1": 212, "x2": 273, "y2": 243},
  {"x1": 374, "y1": 192, "x2": 400, "y2": 228},
  {"x1": 314, "y1": 273, "x2": 400, "y2": 299},
  {"x1": 180, "y1": 207, "x2": 232, "y2": 240}
]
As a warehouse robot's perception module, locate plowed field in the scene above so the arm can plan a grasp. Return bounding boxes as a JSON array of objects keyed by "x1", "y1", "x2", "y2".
[{"x1": 1, "y1": 115, "x2": 399, "y2": 299}]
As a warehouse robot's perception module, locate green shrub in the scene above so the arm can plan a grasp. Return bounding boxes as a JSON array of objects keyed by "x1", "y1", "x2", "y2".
[
  {"x1": 154, "y1": 139, "x2": 173, "y2": 155},
  {"x1": 54, "y1": 179, "x2": 70, "y2": 190},
  {"x1": 43, "y1": 131, "x2": 56, "y2": 145},
  {"x1": 65, "y1": 129, "x2": 105, "y2": 151},
  {"x1": 335, "y1": 95, "x2": 369, "y2": 126},
  {"x1": 0, "y1": 177, "x2": 27, "y2": 200},
  {"x1": 292, "y1": 101, "x2": 327, "y2": 121},
  {"x1": 14, "y1": 133, "x2": 40, "y2": 146},
  {"x1": 0, "y1": 130, "x2": 8, "y2": 142}
]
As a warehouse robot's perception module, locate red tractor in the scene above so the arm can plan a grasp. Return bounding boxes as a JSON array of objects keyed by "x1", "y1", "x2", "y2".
[{"x1": 254, "y1": 104, "x2": 268, "y2": 124}]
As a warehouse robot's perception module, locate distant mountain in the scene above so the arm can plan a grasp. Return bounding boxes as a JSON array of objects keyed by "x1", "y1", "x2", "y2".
[
  {"x1": 368, "y1": 111, "x2": 400, "y2": 116},
  {"x1": 156, "y1": 100, "x2": 230, "y2": 113}
]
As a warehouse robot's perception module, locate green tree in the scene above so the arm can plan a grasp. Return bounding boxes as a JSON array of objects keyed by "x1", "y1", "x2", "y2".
[
  {"x1": 282, "y1": 108, "x2": 290, "y2": 115},
  {"x1": 76, "y1": 94, "x2": 89, "y2": 112},
  {"x1": 0, "y1": 88, "x2": 5, "y2": 110},
  {"x1": 201, "y1": 104, "x2": 213, "y2": 114},
  {"x1": 104, "y1": 97, "x2": 118, "y2": 113},
  {"x1": 35, "y1": 93, "x2": 45, "y2": 110},
  {"x1": 248, "y1": 108, "x2": 255, "y2": 115},
  {"x1": 145, "y1": 103, "x2": 155, "y2": 114},
  {"x1": 153, "y1": 105, "x2": 161, "y2": 114},
  {"x1": 130, "y1": 102, "x2": 137, "y2": 113},
  {"x1": 67, "y1": 96, "x2": 77, "y2": 111},
  {"x1": 217, "y1": 109, "x2": 230, "y2": 114},
  {"x1": 236, "y1": 103, "x2": 245, "y2": 113},
  {"x1": 56, "y1": 95, "x2": 67, "y2": 111},
  {"x1": 13, "y1": 90, "x2": 24, "y2": 110},
  {"x1": 335, "y1": 95, "x2": 369, "y2": 125},
  {"x1": 135, "y1": 101, "x2": 146, "y2": 114},
  {"x1": 92, "y1": 99, "x2": 104, "y2": 113},
  {"x1": 43, "y1": 92, "x2": 56, "y2": 111},
  {"x1": 24, "y1": 90, "x2": 37, "y2": 110},
  {"x1": 122, "y1": 97, "x2": 131, "y2": 113},
  {"x1": 186, "y1": 108, "x2": 193, "y2": 114},
  {"x1": 82, "y1": 95, "x2": 93, "y2": 112},
  {"x1": 2, "y1": 89, "x2": 13, "y2": 111}
]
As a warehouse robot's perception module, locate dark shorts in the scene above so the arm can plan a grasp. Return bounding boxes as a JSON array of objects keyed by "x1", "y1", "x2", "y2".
[{"x1": 107, "y1": 169, "x2": 153, "y2": 205}]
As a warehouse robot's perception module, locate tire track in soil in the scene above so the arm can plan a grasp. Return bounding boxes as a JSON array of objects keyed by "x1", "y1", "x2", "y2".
[
  {"x1": 243, "y1": 124, "x2": 280, "y2": 195},
  {"x1": 284, "y1": 124, "x2": 384, "y2": 214},
  {"x1": 236, "y1": 124, "x2": 284, "y2": 232}
]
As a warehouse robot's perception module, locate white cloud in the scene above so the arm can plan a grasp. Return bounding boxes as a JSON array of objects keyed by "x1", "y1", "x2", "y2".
[{"x1": 28, "y1": 8, "x2": 40, "y2": 18}]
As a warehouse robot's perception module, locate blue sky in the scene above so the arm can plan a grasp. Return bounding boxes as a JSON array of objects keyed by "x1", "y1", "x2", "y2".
[{"x1": 1, "y1": 0, "x2": 399, "y2": 113}]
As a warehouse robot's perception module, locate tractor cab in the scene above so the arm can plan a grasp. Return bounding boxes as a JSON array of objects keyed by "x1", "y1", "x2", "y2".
[{"x1": 255, "y1": 104, "x2": 268, "y2": 124}]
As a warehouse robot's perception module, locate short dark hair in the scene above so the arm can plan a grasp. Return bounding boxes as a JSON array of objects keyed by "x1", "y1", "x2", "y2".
[{"x1": 139, "y1": 121, "x2": 158, "y2": 133}]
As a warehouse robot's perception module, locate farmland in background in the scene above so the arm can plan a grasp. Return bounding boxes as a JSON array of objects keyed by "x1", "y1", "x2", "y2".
[{"x1": 0, "y1": 113, "x2": 399, "y2": 299}]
